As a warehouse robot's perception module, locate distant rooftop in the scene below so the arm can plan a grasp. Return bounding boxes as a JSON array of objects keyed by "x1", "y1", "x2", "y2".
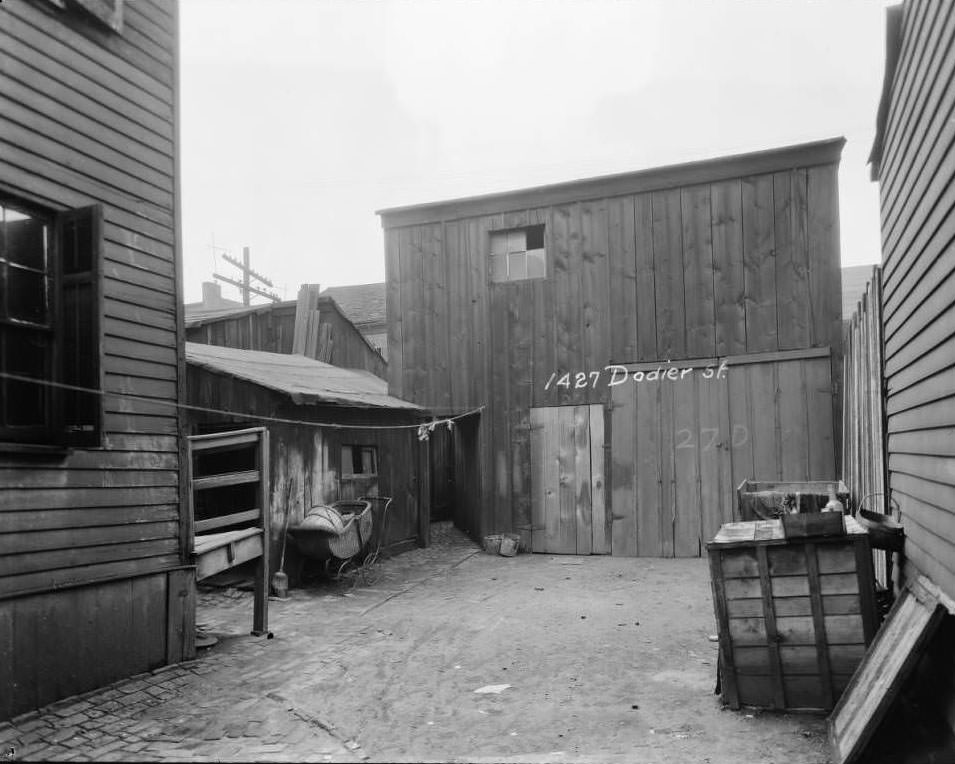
[
  {"x1": 186, "y1": 342, "x2": 419, "y2": 411},
  {"x1": 320, "y1": 283, "x2": 386, "y2": 327}
]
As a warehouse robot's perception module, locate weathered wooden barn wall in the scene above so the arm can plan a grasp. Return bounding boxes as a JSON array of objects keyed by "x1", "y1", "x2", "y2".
[
  {"x1": 380, "y1": 140, "x2": 844, "y2": 552},
  {"x1": 0, "y1": 0, "x2": 191, "y2": 720},
  {"x1": 186, "y1": 367, "x2": 428, "y2": 575},
  {"x1": 870, "y1": 0, "x2": 955, "y2": 602},
  {"x1": 185, "y1": 298, "x2": 387, "y2": 379}
]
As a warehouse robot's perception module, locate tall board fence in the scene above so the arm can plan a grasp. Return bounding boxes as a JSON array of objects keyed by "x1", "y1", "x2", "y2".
[{"x1": 842, "y1": 265, "x2": 889, "y2": 585}]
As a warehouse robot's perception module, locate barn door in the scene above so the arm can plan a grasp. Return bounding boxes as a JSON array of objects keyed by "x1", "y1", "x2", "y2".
[
  {"x1": 610, "y1": 370, "x2": 731, "y2": 557},
  {"x1": 529, "y1": 404, "x2": 608, "y2": 554},
  {"x1": 609, "y1": 350, "x2": 835, "y2": 557}
]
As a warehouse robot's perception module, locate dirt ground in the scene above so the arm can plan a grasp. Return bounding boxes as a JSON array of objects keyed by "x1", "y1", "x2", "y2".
[{"x1": 196, "y1": 522, "x2": 832, "y2": 763}]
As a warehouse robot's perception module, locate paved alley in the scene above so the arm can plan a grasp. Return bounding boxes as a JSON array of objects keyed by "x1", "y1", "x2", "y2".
[{"x1": 2, "y1": 525, "x2": 831, "y2": 763}]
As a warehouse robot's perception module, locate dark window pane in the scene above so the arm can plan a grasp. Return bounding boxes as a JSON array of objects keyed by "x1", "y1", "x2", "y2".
[
  {"x1": 3, "y1": 328, "x2": 50, "y2": 427},
  {"x1": 526, "y1": 225, "x2": 544, "y2": 250},
  {"x1": 6, "y1": 267, "x2": 48, "y2": 324},
  {"x1": 3, "y1": 211, "x2": 48, "y2": 270}
]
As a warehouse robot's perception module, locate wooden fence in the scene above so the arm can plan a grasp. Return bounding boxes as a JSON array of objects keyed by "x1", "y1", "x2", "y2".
[{"x1": 842, "y1": 265, "x2": 889, "y2": 585}]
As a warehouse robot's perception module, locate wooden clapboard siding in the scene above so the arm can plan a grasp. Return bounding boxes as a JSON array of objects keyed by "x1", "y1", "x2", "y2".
[
  {"x1": 0, "y1": 0, "x2": 188, "y2": 720},
  {"x1": 871, "y1": 0, "x2": 955, "y2": 603},
  {"x1": 380, "y1": 140, "x2": 843, "y2": 546},
  {"x1": 0, "y1": 0, "x2": 182, "y2": 608}
]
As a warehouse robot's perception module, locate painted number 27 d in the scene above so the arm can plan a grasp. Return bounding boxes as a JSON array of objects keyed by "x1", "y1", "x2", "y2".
[{"x1": 674, "y1": 425, "x2": 749, "y2": 450}]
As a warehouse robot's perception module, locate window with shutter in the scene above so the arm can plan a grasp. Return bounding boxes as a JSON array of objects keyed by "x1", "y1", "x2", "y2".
[{"x1": 0, "y1": 198, "x2": 102, "y2": 450}]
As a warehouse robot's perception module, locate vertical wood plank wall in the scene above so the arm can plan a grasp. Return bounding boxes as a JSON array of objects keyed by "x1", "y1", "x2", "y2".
[
  {"x1": 842, "y1": 266, "x2": 888, "y2": 584},
  {"x1": 874, "y1": 0, "x2": 955, "y2": 601},
  {"x1": 185, "y1": 369, "x2": 426, "y2": 575},
  {"x1": 382, "y1": 144, "x2": 844, "y2": 545},
  {"x1": 185, "y1": 299, "x2": 387, "y2": 379},
  {"x1": 0, "y1": 0, "x2": 185, "y2": 720}
]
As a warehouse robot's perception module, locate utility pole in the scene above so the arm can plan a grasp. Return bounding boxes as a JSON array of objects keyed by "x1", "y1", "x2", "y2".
[{"x1": 213, "y1": 246, "x2": 280, "y2": 304}]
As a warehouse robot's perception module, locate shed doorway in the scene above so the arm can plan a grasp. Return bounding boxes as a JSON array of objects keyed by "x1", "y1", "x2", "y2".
[{"x1": 529, "y1": 404, "x2": 608, "y2": 554}]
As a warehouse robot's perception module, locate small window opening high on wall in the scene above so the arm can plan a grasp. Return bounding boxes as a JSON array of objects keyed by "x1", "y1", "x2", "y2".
[{"x1": 490, "y1": 224, "x2": 545, "y2": 282}]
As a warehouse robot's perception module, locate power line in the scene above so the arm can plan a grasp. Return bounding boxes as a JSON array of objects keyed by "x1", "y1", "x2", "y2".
[{"x1": 0, "y1": 371, "x2": 483, "y2": 433}]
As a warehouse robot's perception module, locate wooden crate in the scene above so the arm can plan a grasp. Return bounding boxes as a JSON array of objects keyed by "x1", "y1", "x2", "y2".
[
  {"x1": 708, "y1": 517, "x2": 879, "y2": 711},
  {"x1": 737, "y1": 480, "x2": 851, "y2": 520}
]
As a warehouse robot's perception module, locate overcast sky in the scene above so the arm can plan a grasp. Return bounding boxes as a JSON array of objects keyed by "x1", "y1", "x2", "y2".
[{"x1": 178, "y1": 0, "x2": 891, "y2": 304}]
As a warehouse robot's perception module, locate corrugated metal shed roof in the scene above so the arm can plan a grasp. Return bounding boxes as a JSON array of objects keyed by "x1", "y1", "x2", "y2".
[{"x1": 186, "y1": 342, "x2": 421, "y2": 411}]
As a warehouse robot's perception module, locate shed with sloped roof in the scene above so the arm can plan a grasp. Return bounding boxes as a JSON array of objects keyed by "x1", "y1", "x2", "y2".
[{"x1": 185, "y1": 343, "x2": 432, "y2": 581}]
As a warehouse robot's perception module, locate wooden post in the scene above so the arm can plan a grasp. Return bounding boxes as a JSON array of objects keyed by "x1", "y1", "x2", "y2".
[
  {"x1": 252, "y1": 429, "x2": 270, "y2": 636},
  {"x1": 292, "y1": 284, "x2": 322, "y2": 357}
]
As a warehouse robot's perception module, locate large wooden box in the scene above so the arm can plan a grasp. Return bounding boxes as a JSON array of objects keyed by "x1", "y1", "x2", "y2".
[{"x1": 707, "y1": 517, "x2": 879, "y2": 711}]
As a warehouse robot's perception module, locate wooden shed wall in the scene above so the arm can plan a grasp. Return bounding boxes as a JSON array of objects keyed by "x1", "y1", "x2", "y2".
[
  {"x1": 876, "y1": 0, "x2": 955, "y2": 602},
  {"x1": 383, "y1": 146, "x2": 843, "y2": 542},
  {"x1": 186, "y1": 367, "x2": 427, "y2": 576},
  {"x1": 185, "y1": 298, "x2": 387, "y2": 378},
  {"x1": 0, "y1": 0, "x2": 187, "y2": 720}
]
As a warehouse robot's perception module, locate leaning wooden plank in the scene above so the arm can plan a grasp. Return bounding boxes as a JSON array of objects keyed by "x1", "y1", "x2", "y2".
[
  {"x1": 541, "y1": 407, "x2": 562, "y2": 553},
  {"x1": 529, "y1": 408, "x2": 546, "y2": 553},
  {"x1": 828, "y1": 578, "x2": 946, "y2": 764}
]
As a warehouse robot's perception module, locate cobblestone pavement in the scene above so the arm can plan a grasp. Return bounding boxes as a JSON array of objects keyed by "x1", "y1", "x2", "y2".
[
  {"x1": 0, "y1": 523, "x2": 829, "y2": 763},
  {"x1": 0, "y1": 524, "x2": 478, "y2": 763}
]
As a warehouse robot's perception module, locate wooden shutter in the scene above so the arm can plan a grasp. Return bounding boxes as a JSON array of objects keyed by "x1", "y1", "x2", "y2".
[
  {"x1": 72, "y1": 0, "x2": 124, "y2": 32},
  {"x1": 57, "y1": 205, "x2": 102, "y2": 447}
]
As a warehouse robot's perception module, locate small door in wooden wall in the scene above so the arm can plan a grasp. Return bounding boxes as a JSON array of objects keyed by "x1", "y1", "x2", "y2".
[{"x1": 529, "y1": 404, "x2": 608, "y2": 554}]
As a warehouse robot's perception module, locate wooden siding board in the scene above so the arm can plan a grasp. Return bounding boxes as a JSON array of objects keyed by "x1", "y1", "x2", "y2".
[
  {"x1": 634, "y1": 193, "x2": 658, "y2": 361},
  {"x1": 610, "y1": 382, "x2": 637, "y2": 556},
  {"x1": 673, "y1": 376, "x2": 702, "y2": 556},
  {"x1": 637, "y1": 382, "x2": 666, "y2": 557},
  {"x1": 608, "y1": 195, "x2": 637, "y2": 362},
  {"x1": 553, "y1": 205, "x2": 576, "y2": 406},
  {"x1": 0, "y1": 23, "x2": 172, "y2": 133},
  {"x1": 3, "y1": 506, "x2": 179, "y2": 533},
  {"x1": 775, "y1": 170, "x2": 812, "y2": 347},
  {"x1": 884, "y1": 275, "x2": 955, "y2": 373},
  {"x1": 580, "y1": 200, "x2": 610, "y2": 379},
  {"x1": 879, "y1": 0, "x2": 954, "y2": 252},
  {"x1": 574, "y1": 405, "x2": 593, "y2": 555},
  {"x1": 652, "y1": 188, "x2": 686, "y2": 360},
  {"x1": 590, "y1": 404, "x2": 609, "y2": 554},
  {"x1": 741, "y1": 174, "x2": 778, "y2": 353},
  {"x1": 682, "y1": 185, "x2": 716, "y2": 358},
  {"x1": 711, "y1": 179, "x2": 747, "y2": 356}
]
